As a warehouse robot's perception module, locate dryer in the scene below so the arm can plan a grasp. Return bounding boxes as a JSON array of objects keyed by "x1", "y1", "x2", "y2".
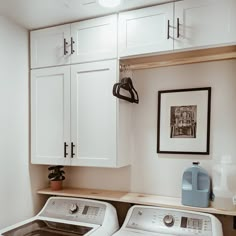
[
  {"x1": 0, "y1": 196, "x2": 119, "y2": 236},
  {"x1": 113, "y1": 205, "x2": 223, "y2": 236}
]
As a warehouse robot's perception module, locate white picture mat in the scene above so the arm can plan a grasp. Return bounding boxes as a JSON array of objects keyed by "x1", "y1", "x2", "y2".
[{"x1": 159, "y1": 90, "x2": 209, "y2": 152}]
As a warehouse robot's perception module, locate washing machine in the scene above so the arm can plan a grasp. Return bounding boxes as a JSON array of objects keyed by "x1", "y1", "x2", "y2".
[
  {"x1": 113, "y1": 205, "x2": 223, "y2": 236},
  {"x1": 0, "y1": 196, "x2": 119, "y2": 236}
]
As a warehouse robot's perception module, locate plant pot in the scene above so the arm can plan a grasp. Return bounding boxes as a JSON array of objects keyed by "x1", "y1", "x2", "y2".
[{"x1": 50, "y1": 180, "x2": 63, "y2": 191}]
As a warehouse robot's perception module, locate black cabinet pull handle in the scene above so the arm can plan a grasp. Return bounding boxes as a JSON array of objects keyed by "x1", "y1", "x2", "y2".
[
  {"x1": 64, "y1": 142, "x2": 68, "y2": 158},
  {"x1": 71, "y1": 37, "x2": 75, "y2": 54},
  {"x1": 177, "y1": 18, "x2": 180, "y2": 38},
  {"x1": 167, "y1": 20, "x2": 170, "y2": 39},
  {"x1": 64, "y1": 39, "x2": 68, "y2": 55},
  {"x1": 71, "y1": 142, "x2": 75, "y2": 158}
]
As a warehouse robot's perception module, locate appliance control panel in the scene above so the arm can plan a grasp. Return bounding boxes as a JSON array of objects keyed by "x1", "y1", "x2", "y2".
[
  {"x1": 126, "y1": 206, "x2": 214, "y2": 235},
  {"x1": 39, "y1": 197, "x2": 106, "y2": 225}
]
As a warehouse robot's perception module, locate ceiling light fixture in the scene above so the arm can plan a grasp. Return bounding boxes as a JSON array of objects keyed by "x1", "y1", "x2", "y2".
[{"x1": 98, "y1": 0, "x2": 121, "y2": 8}]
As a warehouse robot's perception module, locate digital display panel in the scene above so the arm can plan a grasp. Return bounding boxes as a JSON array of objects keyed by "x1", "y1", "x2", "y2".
[
  {"x1": 82, "y1": 206, "x2": 99, "y2": 215},
  {"x1": 181, "y1": 217, "x2": 188, "y2": 228},
  {"x1": 181, "y1": 217, "x2": 203, "y2": 230}
]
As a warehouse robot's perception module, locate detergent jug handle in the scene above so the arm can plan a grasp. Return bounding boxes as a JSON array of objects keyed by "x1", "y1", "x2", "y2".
[
  {"x1": 193, "y1": 161, "x2": 200, "y2": 166},
  {"x1": 192, "y1": 162, "x2": 199, "y2": 190}
]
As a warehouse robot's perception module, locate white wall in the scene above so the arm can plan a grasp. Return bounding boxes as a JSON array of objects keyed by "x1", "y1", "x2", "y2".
[
  {"x1": 0, "y1": 16, "x2": 47, "y2": 229},
  {"x1": 65, "y1": 59, "x2": 236, "y2": 197},
  {"x1": 130, "y1": 59, "x2": 236, "y2": 196}
]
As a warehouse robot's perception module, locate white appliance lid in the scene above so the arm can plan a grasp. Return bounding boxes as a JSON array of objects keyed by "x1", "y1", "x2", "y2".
[{"x1": 1, "y1": 219, "x2": 93, "y2": 236}]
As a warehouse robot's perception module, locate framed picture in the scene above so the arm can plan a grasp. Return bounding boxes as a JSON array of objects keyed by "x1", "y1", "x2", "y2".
[{"x1": 157, "y1": 87, "x2": 211, "y2": 155}]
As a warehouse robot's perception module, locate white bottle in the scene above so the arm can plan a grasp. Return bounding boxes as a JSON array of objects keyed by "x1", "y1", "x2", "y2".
[{"x1": 212, "y1": 155, "x2": 236, "y2": 211}]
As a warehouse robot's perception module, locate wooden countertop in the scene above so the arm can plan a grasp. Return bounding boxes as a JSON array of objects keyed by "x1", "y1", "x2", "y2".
[{"x1": 37, "y1": 187, "x2": 236, "y2": 216}]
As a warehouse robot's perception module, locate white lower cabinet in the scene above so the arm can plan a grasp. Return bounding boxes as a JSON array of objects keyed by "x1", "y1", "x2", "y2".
[
  {"x1": 70, "y1": 61, "x2": 117, "y2": 167},
  {"x1": 31, "y1": 60, "x2": 130, "y2": 167},
  {"x1": 31, "y1": 66, "x2": 71, "y2": 165}
]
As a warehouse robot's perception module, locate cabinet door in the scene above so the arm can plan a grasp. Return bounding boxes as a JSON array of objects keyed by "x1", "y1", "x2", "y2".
[
  {"x1": 71, "y1": 60, "x2": 117, "y2": 167},
  {"x1": 31, "y1": 66, "x2": 71, "y2": 165},
  {"x1": 30, "y1": 25, "x2": 71, "y2": 69},
  {"x1": 175, "y1": 0, "x2": 236, "y2": 50},
  {"x1": 71, "y1": 15, "x2": 117, "y2": 64},
  {"x1": 118, "y1": 4, "x2": 173, "y2": 57}
]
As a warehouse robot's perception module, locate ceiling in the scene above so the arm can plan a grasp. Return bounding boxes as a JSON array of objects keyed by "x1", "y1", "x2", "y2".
[{"x1": 0, "y1": 0, "x2": 173, "y2": 29}]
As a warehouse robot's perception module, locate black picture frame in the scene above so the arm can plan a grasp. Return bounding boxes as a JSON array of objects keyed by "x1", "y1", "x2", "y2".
[{"x1": 157, "y1": 87, "x2": 211, "y2": 155}]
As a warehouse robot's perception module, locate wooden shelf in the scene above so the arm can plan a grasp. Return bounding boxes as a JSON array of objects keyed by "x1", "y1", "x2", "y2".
[
  {"x1": 38, "y1": 187, "x2": 236, "y2": 216},
  {"x1": 120, "y1": 45, "x2": 236, "y2": 70}
]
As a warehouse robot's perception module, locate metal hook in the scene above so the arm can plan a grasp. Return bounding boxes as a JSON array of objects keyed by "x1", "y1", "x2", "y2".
[
  {"x1": 120, "y1": 64, "x2": 127, "y2": 72},
  {"x1": 120, "y1": 64, "x2": 133, "y2": 79}
]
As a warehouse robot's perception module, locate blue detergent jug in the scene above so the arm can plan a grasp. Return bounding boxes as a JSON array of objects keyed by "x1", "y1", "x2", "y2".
[{"x1": 182, "y1": 162, "x2": 210, "y2": 208}]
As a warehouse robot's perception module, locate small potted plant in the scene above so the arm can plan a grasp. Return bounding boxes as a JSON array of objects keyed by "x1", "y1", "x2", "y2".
[{"x1": 48, "y1": 165, "x2": 65, "y2": 191}]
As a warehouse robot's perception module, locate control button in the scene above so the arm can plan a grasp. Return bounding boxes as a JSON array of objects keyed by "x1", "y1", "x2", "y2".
[
  {"x1": 163, "y1": 215, "x2": 175, "y2": 227},
  {"x1": 69, "y1": 203, "x2": 79, "y2": 214}
]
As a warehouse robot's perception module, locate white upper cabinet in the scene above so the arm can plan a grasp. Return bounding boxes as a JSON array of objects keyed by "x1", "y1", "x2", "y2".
[
  {"x1": 70, "y1": 60, "x2": 117, "y2": 167},
  {"x1": 30, "y1": 15, "x2": 117, "y2": 69},
  {"x1": 119, "y1": 0, "x2": 236, "y2": 58},
  {"x1": 31, "y1": 66, "x2": 71, "y2": 165},
  {"x1": 119, "y1": 4, "x2": 173, "y2": 57},
  {"x1": 71, "y1": 15, "x2": 117, "y2": 64},
  {"x1": 31, "y1": 25, "x2": 71, "y2": 69},
  {"x1": 174, "y1": 0, "x2": 236, "y2": 50}
]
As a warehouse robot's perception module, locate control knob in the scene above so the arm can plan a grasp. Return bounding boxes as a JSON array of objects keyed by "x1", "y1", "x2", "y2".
[
  {"x1": 69, "y1": 203, "x2": 78, "y2": 214},
  {"x1": 163, "y1": 215, "x2": 175, "y2": 227}
]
